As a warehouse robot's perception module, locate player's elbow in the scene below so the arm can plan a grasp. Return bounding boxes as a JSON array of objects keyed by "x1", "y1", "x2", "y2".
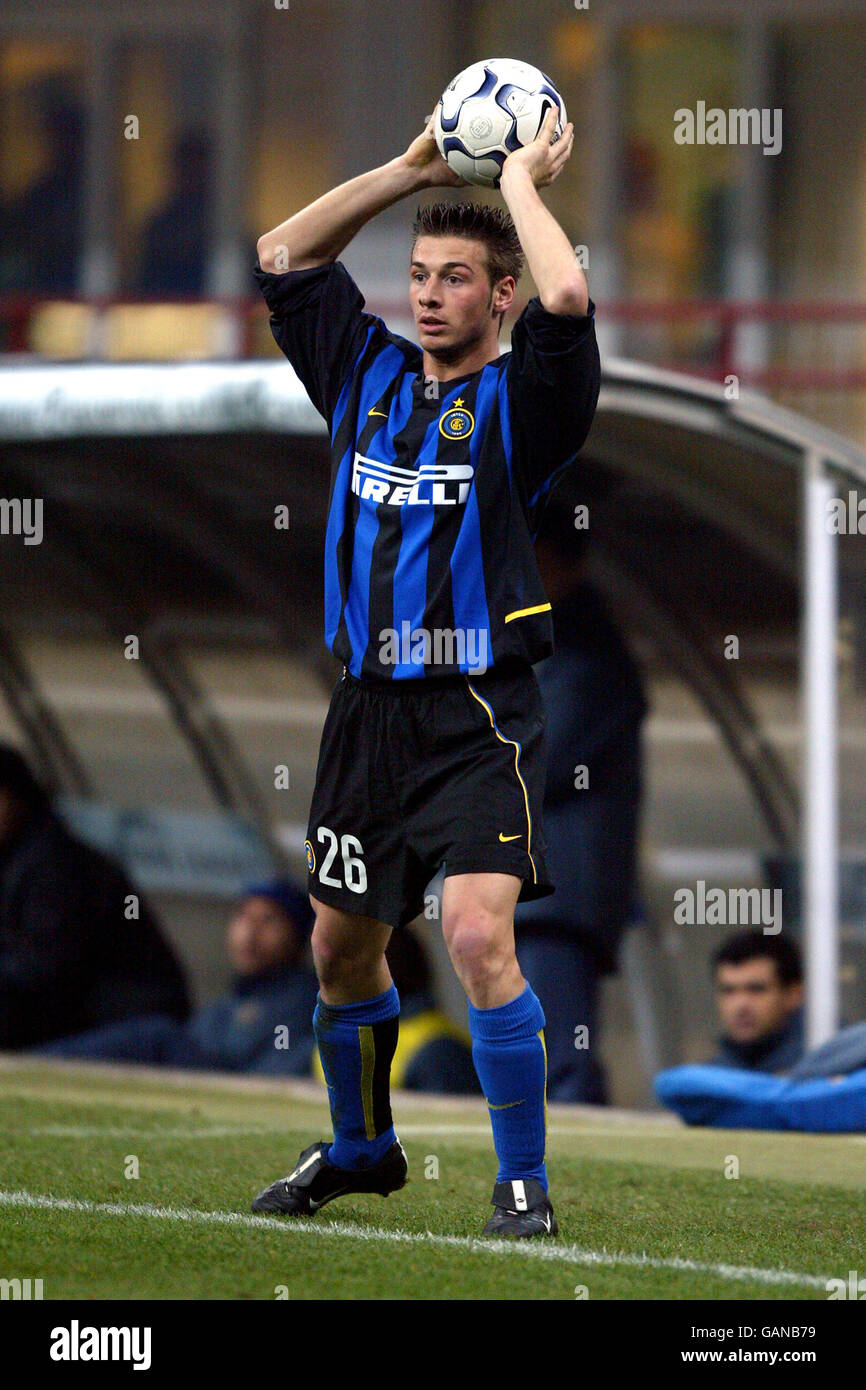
[
  {"x1": 256, "y1": 234, "x2": 335, "y2": 275},
  {"x1": 256, "y1": 236, "x2": 278, "y2": 274},
  {"x1": 542, "y1": 279, "x2": 589, "y2": 317}
]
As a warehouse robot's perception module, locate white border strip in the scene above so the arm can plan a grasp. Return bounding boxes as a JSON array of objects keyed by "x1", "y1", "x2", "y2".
[
  {"x1": 26, "y1": 1122, "x2": 685, "y2": 1140},
  {"x1": 0, "y1": 1190, "x2": 829, "y2": 1291}
]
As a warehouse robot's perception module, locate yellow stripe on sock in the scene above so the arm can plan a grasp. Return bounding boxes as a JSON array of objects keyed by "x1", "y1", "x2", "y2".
[
  {"x1": 358, "y1": 1025, "x2": 377, "y2": 1140},
  {"x1": 542, "y1": 1034, "x2": 547, "y2": 1162},
  {"x1": 539, "y1": 1029, "x2": 548, "y2": 1162}
]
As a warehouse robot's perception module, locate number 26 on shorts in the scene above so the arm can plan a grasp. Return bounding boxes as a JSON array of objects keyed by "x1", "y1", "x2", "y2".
[{"x1": 308, "y1": 825, "x2": 368, "y2": 893}]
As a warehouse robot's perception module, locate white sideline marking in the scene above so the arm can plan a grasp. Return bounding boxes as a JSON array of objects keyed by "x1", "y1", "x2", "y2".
[
  {"x1": 26, "y1": 1122, "x2": 682, "y2": 1141},
  {"x1": 30, "y1": 1123, "x2": 483, "y2": 1141},
  {"x1": 0, "y1": 1189, "x2": 829, "y2": 1291},
  {"x1": 29, "y1": 1124, "x2": 274, "y2": 1140},
  {"x1": 397, "y1": 1124, "x2": 684, "y2": 1139}
]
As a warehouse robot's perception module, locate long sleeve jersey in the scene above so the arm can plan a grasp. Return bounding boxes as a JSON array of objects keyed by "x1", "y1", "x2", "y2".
[{"x1": 254, "y1": 256, "x2": 600, "y2": 680}]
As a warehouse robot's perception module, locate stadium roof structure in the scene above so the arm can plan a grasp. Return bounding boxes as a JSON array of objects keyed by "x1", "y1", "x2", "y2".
[{"x1": 1, "y1": 357, "x2": 865, "y2": 1047}]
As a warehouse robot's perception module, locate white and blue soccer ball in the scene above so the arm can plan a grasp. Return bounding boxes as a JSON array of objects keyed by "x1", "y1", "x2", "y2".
[{"x1": 433, "y1": 58, "x2": 567, "y2": 189}]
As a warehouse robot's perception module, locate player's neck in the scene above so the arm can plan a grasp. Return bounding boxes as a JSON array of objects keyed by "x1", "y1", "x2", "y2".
[{"x1": 421, "y1": 334, "x2": 502, "y2": 383}]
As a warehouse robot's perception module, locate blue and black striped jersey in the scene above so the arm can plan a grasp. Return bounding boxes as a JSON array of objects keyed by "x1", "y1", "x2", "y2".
[{"x1": 254, "y1": 257, "x2": 600, "y2": 680}]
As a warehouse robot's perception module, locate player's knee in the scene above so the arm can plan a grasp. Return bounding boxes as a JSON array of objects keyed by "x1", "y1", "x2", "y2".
[
  {"x1": 311, "y1": 929, "x2": 340, "y2": 988},
  {"x1": 310, "y1": 913, "x2": 381, "y2": 990},
  {"x1": 311, "y1": 924, "x2": 351, "y2": 988},
  {"x1": 443, "y1": 910, "x2": 510, "y2": 986}
]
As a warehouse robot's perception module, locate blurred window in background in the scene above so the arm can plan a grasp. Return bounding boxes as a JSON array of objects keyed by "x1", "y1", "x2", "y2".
[
  {"x1": 0, "y1": 41, "x2": 87, "y2": 303},
  {"x1": 619, "y1": 23, "x2": 736, "y2": 365},
  {"x1": 115, "y1": 41, "x2": 216, "y2": 298}
]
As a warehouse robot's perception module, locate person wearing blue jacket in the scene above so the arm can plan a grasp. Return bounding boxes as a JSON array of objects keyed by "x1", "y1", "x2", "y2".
[{"x1": 653, "y1": 931, "x2": 866, "y2": 1131}]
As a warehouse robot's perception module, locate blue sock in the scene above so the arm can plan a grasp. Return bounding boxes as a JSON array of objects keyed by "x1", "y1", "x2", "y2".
[
  {"x1": 468, "y1": 984, "x2": 548, "y2": 1189},
  {"x1": 314, "y1": 985, "x2": 399, "y2": 1170}
]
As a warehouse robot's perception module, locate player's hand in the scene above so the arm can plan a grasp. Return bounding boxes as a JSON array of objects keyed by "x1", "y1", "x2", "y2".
[
  {"x1": 401, "y1": 107, "x2": 468, "y2": 188},
  {"x1": 501, "y1": 105, "x2": 574, "y2": 188}
]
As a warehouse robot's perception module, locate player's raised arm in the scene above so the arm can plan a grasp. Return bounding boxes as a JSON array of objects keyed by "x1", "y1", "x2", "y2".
[
  {"x1": 498, "y1": 105, "x2": 588, "y2": 317},
  {"x1": 256, "y1": 113, "x2": 466, "y2": 273}
]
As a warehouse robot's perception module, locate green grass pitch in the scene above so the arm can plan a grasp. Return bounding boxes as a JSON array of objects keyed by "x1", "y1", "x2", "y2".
[{"x1": 0, "y1": 1058, "x2": 862, "y2": 1301}]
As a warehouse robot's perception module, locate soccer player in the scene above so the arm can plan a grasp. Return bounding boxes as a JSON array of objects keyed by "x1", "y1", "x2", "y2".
[{"x1": 250, "y1": 105, "x2": 600, "y2": 1237}]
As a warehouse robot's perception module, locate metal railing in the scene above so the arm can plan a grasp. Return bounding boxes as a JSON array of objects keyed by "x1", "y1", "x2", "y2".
[{"x1": 3, "y1": 293, "x2": 866, "y2": 435}]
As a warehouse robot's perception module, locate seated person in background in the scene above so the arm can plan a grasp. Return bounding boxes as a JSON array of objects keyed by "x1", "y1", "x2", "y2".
[
  {"x1": 655, "y1": 933, "x2": 866, "y2": 1132},
  {"x1": 709, "y1": 929, "x2": 804, "y2": 1073},
  {"x1": 0, "y1": 742, "x2": 189, "y2": 1049},
  {"x1": 34, "y1": 880, "x2": 319, "y2": 1076},
  {"x1": 312, "y1": 924, "x2": 480, "y2": 1095}
]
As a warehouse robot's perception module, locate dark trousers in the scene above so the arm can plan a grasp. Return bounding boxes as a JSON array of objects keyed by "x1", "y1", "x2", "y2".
[{"x1": 515, "y1": 933, "x2": 608, "y2": 1104}]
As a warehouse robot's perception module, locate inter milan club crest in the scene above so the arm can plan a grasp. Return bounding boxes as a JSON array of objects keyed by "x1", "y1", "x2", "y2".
[
  {"x1": 439, "y1": 397, "x2": 475, "y2": 441},
  {"x1": 304, "y1": 839, "x2": 316, "y2": 873}
]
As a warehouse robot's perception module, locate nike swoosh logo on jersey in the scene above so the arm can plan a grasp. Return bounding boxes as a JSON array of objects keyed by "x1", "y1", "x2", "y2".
[
  {"x1": 499, "y1": 832, "x2": 521, "y2": 842},
  {"x1": 368, "y1": 408, "x2": 388, "y2": 417}
]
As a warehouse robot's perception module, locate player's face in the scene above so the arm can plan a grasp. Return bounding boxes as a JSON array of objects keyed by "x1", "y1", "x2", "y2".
[
  {"x1": 715, "y1": 959, "x2": 802, "y2": 1043},
  {"x1": 227, "y1": 897, "x2": 298, "y2": 976},
  {"x1": 410, "y1": 236, "x2": 508, "y2": 360}
]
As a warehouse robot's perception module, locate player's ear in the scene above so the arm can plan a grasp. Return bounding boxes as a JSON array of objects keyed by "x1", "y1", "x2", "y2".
[
  {"x1": 787, "y1": 981, "x2": 804, "y2": 1010},
  {"x1": 492, "y1": 275, "x2": 515, "y2": 315}
]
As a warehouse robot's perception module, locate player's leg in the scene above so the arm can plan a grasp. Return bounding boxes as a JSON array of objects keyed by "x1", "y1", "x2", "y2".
[
  {"x1": 251, "y1": 666, "x2": 416, "y2": 1215},
  {"x1": 311, "y1": 894, "x2": 392, "y2": 1004},
  {"x1": 441, "y1": 870, "x2": 555, "y2": 1237},
  {"x1": 251, "y1": 898, "x2": 407, "y2": 1214},
  {"x1": 310, "y1": 896, "x2": 401, "y2": 1168},
  {"x1": 440, "y1": 870, "x2": 524, "y2": 1007}
]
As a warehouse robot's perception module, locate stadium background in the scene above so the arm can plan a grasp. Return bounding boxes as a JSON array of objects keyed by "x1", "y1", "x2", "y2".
[{"x1": 2, "y1": 0, "x2": 866, "y2": 1106}]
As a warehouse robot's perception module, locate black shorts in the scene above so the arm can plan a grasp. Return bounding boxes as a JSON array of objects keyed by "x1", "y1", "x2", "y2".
[{"x1": 304, "y1": 659, "x2": 554, "y2": 929}]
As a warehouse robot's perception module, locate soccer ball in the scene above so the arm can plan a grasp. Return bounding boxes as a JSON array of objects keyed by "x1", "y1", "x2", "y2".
[{"x1": 433, "y1": 58, "x2": 567, "y2": 189}]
